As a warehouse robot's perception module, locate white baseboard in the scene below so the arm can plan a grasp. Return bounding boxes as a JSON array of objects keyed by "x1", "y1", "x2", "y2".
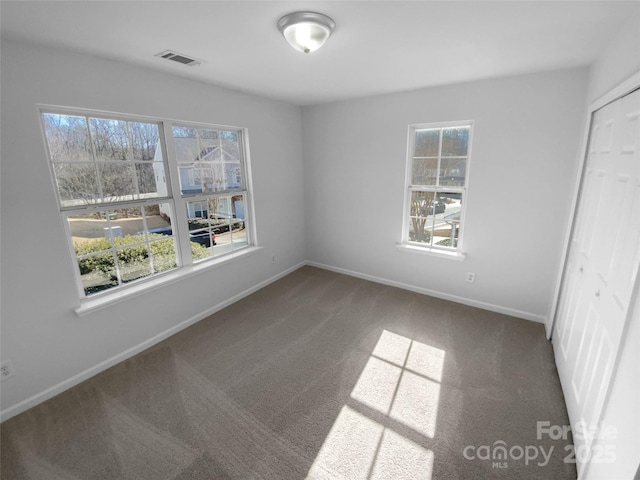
[
  {"x1": 305, "y1": 261, "x2": 548, "y2": 324},
  {"x1": 0, "y1": 262, "x2": 306, "y2": 423}
]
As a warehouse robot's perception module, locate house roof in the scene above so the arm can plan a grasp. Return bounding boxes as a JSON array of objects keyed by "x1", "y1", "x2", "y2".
[{"x1": 173, "y1": 137, "x2": 240, "y2": 165}]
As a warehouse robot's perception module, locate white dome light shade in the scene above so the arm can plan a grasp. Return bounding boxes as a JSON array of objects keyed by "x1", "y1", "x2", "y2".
[{"x1": 277, "y1": 12, "x2": 335, "y2": 53}]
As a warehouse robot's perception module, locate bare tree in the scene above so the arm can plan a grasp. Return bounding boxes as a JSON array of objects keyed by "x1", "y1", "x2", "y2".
[{"x1": 43, "y1": 114, "x2": 160, "y2": 206}]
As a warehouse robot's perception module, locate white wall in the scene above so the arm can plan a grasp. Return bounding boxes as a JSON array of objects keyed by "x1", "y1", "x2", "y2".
[
  {"x1": 587, "y1": 14, "x2": 640, "y2": 104},
  {"x1": 581, "y1": 13, "x2": 640, "y2": 480},
  {"x1": 0, "y1": 40, "x2": 305, "y2": 418},
  {"x1": 302, "y1": 69, "x2": 588, "y2": 322}
]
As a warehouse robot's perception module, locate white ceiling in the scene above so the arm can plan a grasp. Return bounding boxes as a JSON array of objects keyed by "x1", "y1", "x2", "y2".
[{"x1": 1, "y1": 1, "x2": 638, "y2": 106}]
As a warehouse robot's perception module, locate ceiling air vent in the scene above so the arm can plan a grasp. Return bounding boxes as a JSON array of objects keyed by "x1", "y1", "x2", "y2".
[{"x1": 155, "y1": 50, "x2": 203, "y2": 67}]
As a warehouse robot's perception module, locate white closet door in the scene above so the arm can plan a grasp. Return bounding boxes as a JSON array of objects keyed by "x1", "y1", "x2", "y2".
[{"x1": 553, "y1": 87, "x2": 640, "y2": 475}]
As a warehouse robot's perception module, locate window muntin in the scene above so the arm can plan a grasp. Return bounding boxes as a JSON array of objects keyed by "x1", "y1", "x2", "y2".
[
  {"x1": 41, "y1": 109, "x2": 252, "y2": 298},
  {"x1": 404, "y1": 123, "x2": 472, "y2": 251}
]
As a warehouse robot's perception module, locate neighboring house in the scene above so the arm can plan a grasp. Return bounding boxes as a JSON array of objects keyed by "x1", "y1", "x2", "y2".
[{"x1": 154, "y1": 135, "x2": 243, "y2": 221}]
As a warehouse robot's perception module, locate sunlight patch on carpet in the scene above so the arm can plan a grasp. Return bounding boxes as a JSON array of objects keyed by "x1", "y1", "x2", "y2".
[
  {"x1": 370, "y1": 429, "x2": 434, "y2": 479},
  {"x1": 351, "y1": 330, "x2": 444, "y2": 438},
  {"x1": 307, "y1": 330, "x2": 443, "y2": 479},
  {"x1": 307, "y1": 405, "x2": 384, "y2": 479},
  {"x1": 305, "y1": 405, "x2": 434, "y2": 480},
  {"x1": 350, "y1": 356, "x2": 401, "y2": 413}
]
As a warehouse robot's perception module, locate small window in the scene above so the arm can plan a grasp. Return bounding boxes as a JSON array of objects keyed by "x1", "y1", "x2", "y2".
[
  {"x1": 41, "y1": 109, "x2": 253, "y2": 299},
  {"x1": 402, "y1": 121, "x2": 472, "y2": 253}
]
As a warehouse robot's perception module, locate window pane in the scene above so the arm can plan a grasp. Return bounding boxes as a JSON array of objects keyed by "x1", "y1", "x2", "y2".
[
  {"x1": 414, "y1": 129, "x2": 440, "y2": 157},
  {"x1": 439, "y1": 158, "x2": 466, "y2": 186},
  {"x1": 70, "y1": 212, "x2": 116, "y2": 295},
  {"x1": 194, "y1": 163, "x2": 217, "y2": 193},
  {"x1": 78, "y1": 253, "x2": 118, "y2": 296},
  {"x1": 221, "y1": 130, "x2": 240, "y2": 160},
  {"x1": 150, "y1": 238, "x2": 178, "y2": 272},
  {"x1": 145, "y1": 203, "x2": 173, "y2": 229},
  {"x1": 69, "y1": 212, "x2": 110, "y2": 243},
  {"x1": 215, "y1": 194, "x2": 247, "y2": 253},
  {"x1": 97, "y1": 163, "x2": 136, "y2": 202},
  {"x1": 173, "y1": 126, "x2": 219, "y2": 164},
  {"x1": 412, "y1": 158, "x2": 438, "y2": 186},
  {"x1": 190, "y1": 241, "x2": 211, "y2": 263},
  {"x1": 129, "y1": 122, "x2": 160, "y2": 161},
  {"x1": 182, "y1": 194, "x2": 249, "y2": 258},
  {"x1": 172, "y1": 125, "x2": 196, "y2": 142},
  {"x1": 179, "y1": 162, "x2": 232, "y2": 195},
  {"x1": 135, "y1": 162, "x2": 162, "y2": 197},
  {"x1": 90, "y1": 118, "x2": 130, "y2": 162},
  {"x1": 433, "y1": 193, "x2": 463, "y2": 248},
  {"x1": 116, "y1": 245, "x2": 153, "y2": 283},
  {"x1": 223, "y1": 160, "x2": 242, "y2": 191},
  {"x1": 441, "y1": 127, "x2": 469, "y2": 156},
  {"x1": 229, "y1": 218, "x2": 248, "y2": 249},
  {"x1": 53, "y1": 163, "x2": 100, "y2": 207},
  {"x1": 197, "y1": 128, "x2": 219, "y2": 141},
  {"x1": 188, "y1": 220, "x2": 216, "y2": 249},
  {"x1": 409, "y1": 191, "x2": 436, "y2": 245},
  {"x1": 42, "y1": 114, "x2": 92, "y2": 163},
  {"x1": 185, "y1": 200, "x2": 216, "y2": 262}
]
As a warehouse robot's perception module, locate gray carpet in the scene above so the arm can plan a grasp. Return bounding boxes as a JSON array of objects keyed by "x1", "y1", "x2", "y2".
[{"x1": 0, "y1": 266, "x2": 576, "y2": 479}]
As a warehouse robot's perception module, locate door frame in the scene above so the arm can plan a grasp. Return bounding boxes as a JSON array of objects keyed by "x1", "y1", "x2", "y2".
[{"x1": 547, "y1": 70, "x2": 640, "y2": 340}]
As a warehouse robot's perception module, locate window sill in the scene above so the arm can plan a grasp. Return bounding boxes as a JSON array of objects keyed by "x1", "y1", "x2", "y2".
[
  {"x1": 75, "y1": 245, "x2": 264, "y2": 317},
  {"x1": 396, "y1": 243, "x2": 466, "y2": 261}
]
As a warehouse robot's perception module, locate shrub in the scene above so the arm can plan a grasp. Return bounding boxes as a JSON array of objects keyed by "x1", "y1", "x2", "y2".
[
  {"x1": 190, "y1": 242, "x2": 210, "y2": 262},
  {"x1": 75, "y1": 234, "x2": 209, "y2": 275}
]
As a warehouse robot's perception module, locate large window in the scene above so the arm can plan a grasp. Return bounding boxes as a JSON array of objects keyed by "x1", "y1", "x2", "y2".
[
  {"x1": 41, "y1": 109, "x2": 252, "y2": 299},
  {"x1": 403, "y1": 121, "x2": 472, "y2": 253}
]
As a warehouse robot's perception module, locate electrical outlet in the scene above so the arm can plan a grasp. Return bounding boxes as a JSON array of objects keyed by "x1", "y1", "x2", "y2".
[
  {"x1": 0, "y1": 360, "x2": 15, "y2": 380},
  {"x1": 271, "y1": 254, "x2": 276, "y2": 263},
  {"x1": 466, "y1": 272, "x2": 476, "y2": 283}
]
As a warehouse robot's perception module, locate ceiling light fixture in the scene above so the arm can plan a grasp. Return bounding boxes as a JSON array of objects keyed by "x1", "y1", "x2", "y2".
[{"x1": 277, "y1": 11, "x2": 335, "y2": 54}]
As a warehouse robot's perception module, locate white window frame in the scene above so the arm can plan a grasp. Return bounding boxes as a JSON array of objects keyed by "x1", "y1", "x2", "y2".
[
  {"x1": 39, "y1": 106, "x2": 258, "y2": 314},
  {"x1": 399, "y1": 120, "x2": 473, "y2": 260}
]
